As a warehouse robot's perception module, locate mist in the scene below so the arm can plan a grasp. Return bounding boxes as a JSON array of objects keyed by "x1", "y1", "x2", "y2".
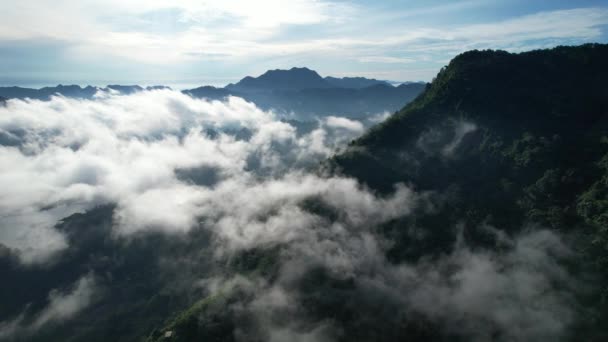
[{"x1": 0, "y1": 89, "x2": 589, "y2": 341}]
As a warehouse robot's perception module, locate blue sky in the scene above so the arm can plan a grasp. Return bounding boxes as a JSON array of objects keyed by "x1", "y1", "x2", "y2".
[{"x1": 0, "y1": 0, "x2": 607, "y2": 88}]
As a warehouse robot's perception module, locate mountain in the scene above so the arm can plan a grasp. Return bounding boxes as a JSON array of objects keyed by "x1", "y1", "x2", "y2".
[
  {"x1": 327, "y1": 44, "x2": 608, "y2": 337},
  {"x1": 324, "y1": 76, "x2": 391, "y2": 88},
  {"x1": 225, "y1": 67, "x2": 394, "y2": 91},
  {"x1": 7, "y1": 45, "x2": 608, "y2": 341},
  {"x1": 332, "y1": 44, "x2": 608, "y2": 191},
  {"x1": 181, "y1": 85, "x2": 232, "y2": 99},
  {"x1": 0, "y1": 84, "x2": 170, "y2": 100},
  {"x1": 185, "y1": 68, "x2": 426, "y2": 118},
  {"x1": 225, "y1": 67, "x2": 331, "y2": 92},
  {"x1": 149, "y1": 43, "x2": 608, "y2": 341},
  {"x1": 0, "y1": 70, "x2": 425, "y2": 119}
]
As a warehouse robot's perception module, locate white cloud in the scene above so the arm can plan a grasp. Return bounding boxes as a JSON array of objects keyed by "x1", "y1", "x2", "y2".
[
  {"x1": 0, "y1": 2, "x2": 604, "y2": 69},
  {"x1": 358, "y1": 56, "x2": 415, "y2": 64},
  {"x1": 33, "y1": 274, "x2": 98, "y2": 329},
  {"x1": 200, "y1": 222, "x2": 580, "y2": 341},
  {"x1": 0, "y1": 89, "x2": 586, "y2": 341},
  {"x1": 0, "y1": 91, "x2": 369, "y2": 263},
  {"x1": 324, "y1": 116, "x2": 364, "y2": 133},
  {"x1": 0, "y1": 0, "x2": 356, "y2": 64},
  {"x1": 397, "y1": 229, "x2": 578, "y2": 341},
  {"x1": 0, "y1": 274, "x2": 98, "y2": 338}
]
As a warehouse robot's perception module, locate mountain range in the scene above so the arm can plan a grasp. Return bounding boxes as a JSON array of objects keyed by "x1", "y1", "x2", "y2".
[
  {"x1": 3, "y1": 44, "x2": 608, "y2": 341},
  {"x1": 185, "y1": 67, "x2": 425, "y2": 118},
  {"x1": 0, "y1": 69, "x2": 426, "y2": 118},
  {"x1": 147, "y1": 43, "x2": 608, "y2": 341},
  {"x1": 0, "y1": 85, "x2": 170, "y2": 101}
]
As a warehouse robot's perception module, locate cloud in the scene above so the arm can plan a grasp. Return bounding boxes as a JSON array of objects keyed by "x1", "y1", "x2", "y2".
[
  {"x1": 395, "y1": 229, "x2": 578, "y2": 341},
  {"x1": 0, "y1": 274, "x2": 98, "y2": 338},
  {"x1": 197, "y1": 221, "x2": 582, "y2": 342},
  {"x1": 367, "y1": 111, "x2": 391, "y2": 124},
  {"x1": 0, "y1": 2, "x2": 605, "y2": 74},
  {"x1": 0, "y1": 0, "x2": 356, "y2": 64},
  {"x1": 358, "y1": 56, "x2": 415, "y2": 64},
  {"x1": 324, "y1": 116, "x2": 364, "y2": 133},
  {"x1": 32, "y1": 273, "x2": 98, "y2": 329},
  {"x1": 442, "y1": 121, "x2": 476, "y2": 156},
  {"x1": 0, "y1": 89, "x2": 589, "y2": 341},
  {"x1": 200, "y1": 175, "x2": 417, "y2": 254},
  {"x1": 0, "y1": 90, "x2": 367, "y2": 263},
  {"x1": 416, "y1": 119, "x2": 477, "y2": 158}
]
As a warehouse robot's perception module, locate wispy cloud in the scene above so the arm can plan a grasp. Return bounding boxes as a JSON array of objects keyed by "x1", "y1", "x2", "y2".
[
  {"x1": 0, "y1": 274, "x2": 98, "y2": 338},
  {"x1": 0, "y1": 2, "x2": 606, "y2": 82},
  {"x1": 358, "y1": 56, "x2": 415, "y2": 64}
]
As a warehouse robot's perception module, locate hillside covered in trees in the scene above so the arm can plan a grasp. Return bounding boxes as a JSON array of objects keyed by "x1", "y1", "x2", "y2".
[
  {"x1": 2, "y1": 44, "x2": 608, "y2": 342},
  {"x1": 145, "y1": 44, "x2": 608, "y2": 341}
]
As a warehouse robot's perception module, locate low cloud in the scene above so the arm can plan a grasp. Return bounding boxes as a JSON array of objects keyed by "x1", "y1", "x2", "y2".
[
  {"x1": 416, "y1": 119, "x2": 477, "y2": 158},
  {"x1": 200, "y1": 227, "x2": 581, "y2": 342},
  {"x1": 387, "y1": 229, "x2": 578, "y2": 341},
  {"x1": 0, "y1": 90, "x2": 366, "y2": 263},
  {"x1": 0, "y1": 90, "x2": 589, "y2": 341},
  {"x1": 0, "y1": 273, "x2": 98, "y2": 338},
  {"x1": 324, "y1": 116, "x2": 364, "y2": 133},
  {"x1": 32, "y1": 273, "x2": 98, "y2": 329}
]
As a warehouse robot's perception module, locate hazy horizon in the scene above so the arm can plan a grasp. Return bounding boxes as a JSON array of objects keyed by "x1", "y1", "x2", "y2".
[
  {"x1": 1, "y1": 1, "x2": 607, "y2": 87},
  {"x1": 0, "y1": 67, "x2": 423, "y2": 90}
]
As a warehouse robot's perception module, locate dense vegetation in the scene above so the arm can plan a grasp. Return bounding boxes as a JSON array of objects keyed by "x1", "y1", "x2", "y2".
[
  {"x1": 2, "y1": 44, "x2": 607, "y2": 341},
  {"x1": 332, "y1": 43, "x2": 608, "y2": 244},
  {"x1": 329, "y1": 43, "x2": 608, "y2": 338},
  {"x1": 151, "y1": 43, "x2": 608, "y2": 341}
]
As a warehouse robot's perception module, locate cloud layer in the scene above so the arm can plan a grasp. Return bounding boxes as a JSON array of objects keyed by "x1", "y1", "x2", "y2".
[
  {"x1": 1, "y1": 2, "x2": 606, "y2": 84},
  {"x1": 0, "y1": 90, "x2": 367, "y2": 263},
  {"x1": 0, "y1": 90, "x2": 588, "y2": 341}
]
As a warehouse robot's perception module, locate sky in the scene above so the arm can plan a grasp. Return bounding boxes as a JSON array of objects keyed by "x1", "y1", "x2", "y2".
[{"x1": 0, "y1": 0, "x2": 607, "y2": 88}]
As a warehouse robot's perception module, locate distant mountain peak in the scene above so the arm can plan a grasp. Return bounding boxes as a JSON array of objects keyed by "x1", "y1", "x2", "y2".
[
  {"x1": 227, "y1": 67, "x2": 329, "y2": 92},
  {"x1": 0, "y1": 84, "x2": 172, "y2": 100},
  {"x1": 324, "y1": 76, "x2": 392, "y2": 89},
  {"x1": 225, "y1": 67, "x2": 405, "y2": 92}
]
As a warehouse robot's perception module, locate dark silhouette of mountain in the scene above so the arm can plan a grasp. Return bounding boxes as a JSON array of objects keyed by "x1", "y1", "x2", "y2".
[
  {"x1": 326, "y1": 44, "x2": 608, "y2": 338},
  {"x1": 0, "y1": 85, "x2": 94, "y2": 100},
  {"x1": 324, "y1": 76, "x2": 391, "y2": 88},
  {"x1": 182, "y1": 86, "x2": 232, "y2": 99},
  {"x1": 0, "y1": 84, "x2": 171, "y2": 100},
  {"x1": 184, "y1": 68, "x2": 426, "y2": 118},
  {"x1": 185, "y1": 82, "x2": 425, "y2": 118},
  {"x1": 225, "y1": 67, "x2": 331, "y2": 92},
  {"x1": 224, "y1": 67, "x2": 396, "y2": 91},
  {"x1": 0, "y1": 69, "x2": 424, "y2": 119}
]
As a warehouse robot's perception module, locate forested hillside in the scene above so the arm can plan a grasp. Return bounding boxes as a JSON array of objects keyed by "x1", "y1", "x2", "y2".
[{"x1": 145, "y1": 44, "x2": 608, "y2": 341}]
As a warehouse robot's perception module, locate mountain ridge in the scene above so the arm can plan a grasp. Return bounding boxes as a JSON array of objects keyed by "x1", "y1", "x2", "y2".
[
  {"x1": 144, "y1": 43, "x2": 608, "y2": 342},
  {"x1": 3, "y1": 44, "x2": 608, "y2": 342},
  {"x1": 183, "y1": 67, "x2": 426, "y2": 118},
  {"x1": 0, "y1": 84, "x2": 171, "y2": 100},
  {"x1": 0, "y1": 69, "x2": 424, "y2": 118}
]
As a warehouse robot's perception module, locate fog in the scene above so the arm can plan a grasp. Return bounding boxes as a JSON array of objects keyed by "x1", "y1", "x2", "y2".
[
  {"x1": 0, "y1": 90, "x2": 365, "y2": 263},
  {"x1": 0, "y1": 90, "x2": 586, "y2": 341}
]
